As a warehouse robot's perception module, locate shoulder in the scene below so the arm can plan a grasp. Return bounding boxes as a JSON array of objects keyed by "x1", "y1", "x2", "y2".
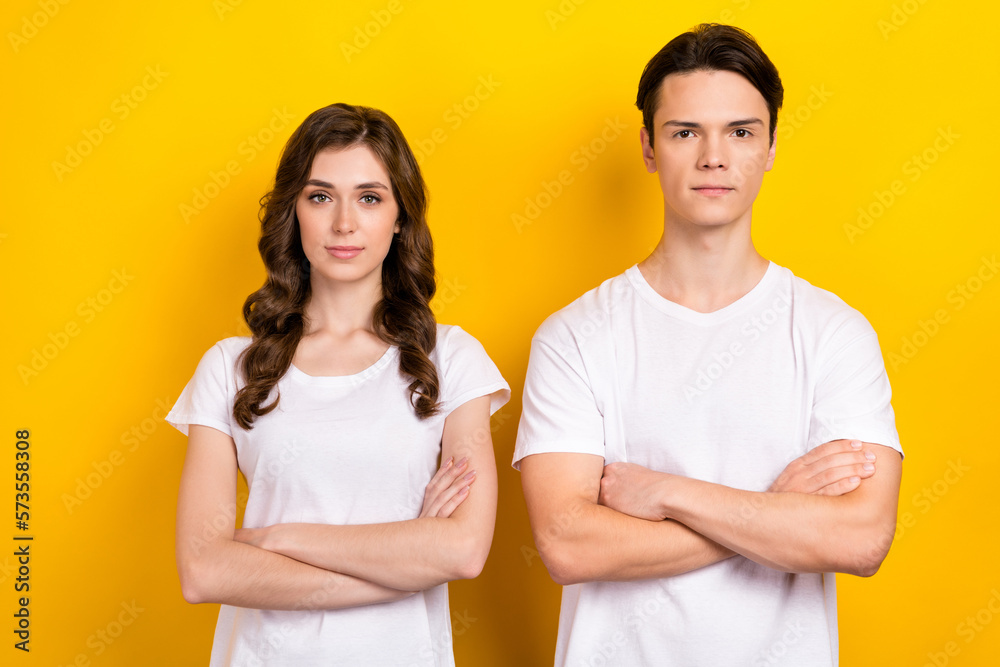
[
  {"x1": 532, "y1": 270, "x2": 630, "y2": 348},
  {"x1": 779, "y1": 265, "x2": 879, "y2": 346},
  {"x1": 201, "y1": 336, "x2": 253, "y2": 365},
  {"x1": 434, "y1": 323, "x2": 483, "y2": 355},
  {"x1": 189, "y1": 336, "x2": 252, "y2": 383}
]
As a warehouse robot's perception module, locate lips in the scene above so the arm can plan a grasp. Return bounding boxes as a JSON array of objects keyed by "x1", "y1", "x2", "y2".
[
  {"x1": 692, "y1": 185, "x2": 733, "y2": 197},
  {"x1": 326, "y1": 246, "x2": 362, "y2": 259}
]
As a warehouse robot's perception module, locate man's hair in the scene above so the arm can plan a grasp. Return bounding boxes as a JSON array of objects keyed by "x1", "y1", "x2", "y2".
[{"x1": 636, "y1": 23, "x2": 783, "y2": 146}]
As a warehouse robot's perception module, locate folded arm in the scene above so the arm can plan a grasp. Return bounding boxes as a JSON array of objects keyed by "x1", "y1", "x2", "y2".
[
  {"x1": 234, "y1": 395, "x2": 498, "y2": 591},
  {"x1": 176, "y1": 424, "x2": 410, "y2": 610},
  {"x1": 652, "y1": 443, "x2": 900, "y2": 575},
  {"x1": 521, "y1": 438, "x2": 887, "y2": 585},
  {"x1": 600, "y1": 440, "x2": 902, "y2": 577},
  {"x1": 520, "y1": 451, "x2": 734, "y2": 585}
]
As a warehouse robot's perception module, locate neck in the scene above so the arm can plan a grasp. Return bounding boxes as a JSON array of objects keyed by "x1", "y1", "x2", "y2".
[
  {"x1": 303, "y1": 274, "x2": 382, "y2": 337},
  {"x1": 638, "y1": 213, "x2": 768, "y2": 313}
]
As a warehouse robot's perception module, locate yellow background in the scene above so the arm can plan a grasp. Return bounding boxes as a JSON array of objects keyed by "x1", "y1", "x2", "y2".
[{"x1": 3, "y1": 0, "x2": 998, "y2": 665}]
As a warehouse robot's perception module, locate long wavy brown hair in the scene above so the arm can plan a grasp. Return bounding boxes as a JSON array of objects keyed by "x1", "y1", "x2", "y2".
[{"x1": 233, "y1": 103, "x2": 439, "y2": 430}]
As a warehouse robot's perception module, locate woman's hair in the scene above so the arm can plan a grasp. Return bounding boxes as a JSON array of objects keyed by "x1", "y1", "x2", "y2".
[
  {"x1": 636, "y1": 23, "x2": 783, "y2": 146},
  {"x1": 233, "y1": 103, "x2": 439, "y2": 430}
]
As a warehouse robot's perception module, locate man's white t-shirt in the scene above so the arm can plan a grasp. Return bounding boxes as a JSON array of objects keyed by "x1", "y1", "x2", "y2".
[
  {"x1": 513, "y1": 262, "x2": 902, "y2": 667},
  {"x1": 167, "y1": 324, "x2": 510, "y2": 667}
]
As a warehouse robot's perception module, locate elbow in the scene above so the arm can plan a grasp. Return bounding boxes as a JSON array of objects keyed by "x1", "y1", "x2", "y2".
[
  {"x1": 535, "y1": 535, "x2": 588, "y2": 586},
  {"x1": 450, "y1": 535, "x2": 492, "y2": 581},
  {"x1": 177, "y1": 561, "x2": 209, "y2": 604},
  {"x1": 176, "y1": 547, "x2": 219, "y2": 604},
  {"x1": 833, "y1": 523, "x2": 896, "y2": 578}
]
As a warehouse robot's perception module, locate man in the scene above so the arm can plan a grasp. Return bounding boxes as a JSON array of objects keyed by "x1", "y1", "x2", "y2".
[{"x1": 514, "y1": 23, "x2": 903, "y2": 666}]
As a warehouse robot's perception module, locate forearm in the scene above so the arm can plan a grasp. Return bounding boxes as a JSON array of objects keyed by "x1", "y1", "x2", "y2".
[
  {"x1": 178, "y1": 537, "x2": 409, "y2": 610},
  {"x1": 660, "y1": 476, "x2": 892, "y2": 576},
  {"x1": 255, "y1": 517, "x2": 490, "y2": 591},
  {"x1": 535, "y1": 500, "x2": 734, "y2": 585}
]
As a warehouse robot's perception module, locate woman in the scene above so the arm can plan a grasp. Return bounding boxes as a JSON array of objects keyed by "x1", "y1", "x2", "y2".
[{"x1": 167, "y1": 103, "x2": 509, "y2": 666}]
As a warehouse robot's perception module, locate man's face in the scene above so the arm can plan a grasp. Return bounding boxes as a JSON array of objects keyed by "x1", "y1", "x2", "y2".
[{"x1": 641, "y1": 69, "x2": 776, "y2": 230}]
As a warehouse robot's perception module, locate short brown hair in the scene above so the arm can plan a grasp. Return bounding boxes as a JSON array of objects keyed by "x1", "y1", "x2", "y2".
[{"x1": 636, "y1": 24, "x2": 783, "y2": 146}]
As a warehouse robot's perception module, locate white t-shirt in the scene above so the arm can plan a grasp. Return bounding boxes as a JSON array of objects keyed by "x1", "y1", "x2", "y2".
[
  {"x1": 513, "y1": 262, "x2": 902, "y2": 667},
  {"x1": 167, "y1": 324, "x2": 510, "y2": 667}
]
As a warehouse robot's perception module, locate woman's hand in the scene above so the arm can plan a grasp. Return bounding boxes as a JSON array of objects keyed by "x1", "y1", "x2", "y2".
[{"x1": 419, "y1": 456, "x2": 476, "y2": 519}]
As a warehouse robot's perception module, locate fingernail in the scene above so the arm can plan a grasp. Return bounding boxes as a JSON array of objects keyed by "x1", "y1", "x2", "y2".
[
  {"x1": 863, "y1": 463, "x2": 875, "y2": 472},
  {"x1": 444, "y1": 457, "x2": 454, "y2": 467},
  {"x1": 850, "y1": 476, "x2": 860, "y2": 483},
  {"x1": 456, "y1": 457, "x2": 469, "y2": 467},
  {"x1": 851, "y1": 441, "x2": 862, "y2": 449},
  {"x1": 464, "y1": 470, "x2": 476, "y2": 481},
  {"x1": 865, "y1": 451, "x2": 876, "y2": 461}
]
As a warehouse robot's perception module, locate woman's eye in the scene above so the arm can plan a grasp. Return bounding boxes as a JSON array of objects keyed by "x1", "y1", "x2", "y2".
[
  {"x1": 309, "y1": 193, "x2": 331, "y2": 203},
  {"x1": 360, "y1": 194, "x2": 381, "y2": 204}
]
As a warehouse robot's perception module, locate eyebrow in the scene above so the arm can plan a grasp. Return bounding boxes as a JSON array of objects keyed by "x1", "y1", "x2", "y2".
[
  {"x1": 662, "y1": 118, "x2": 764, "y2": 129},
  {"x1": 304, "y1": 179, "x2": 390, "y2": 190}
]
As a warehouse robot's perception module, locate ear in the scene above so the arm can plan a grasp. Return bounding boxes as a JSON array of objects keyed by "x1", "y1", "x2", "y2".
[
  {"x1": 640, "y1": 127, "x2": 657, "y2": 174},
  {"x1": 393, "y1": 221, "x2": 402, "y2": 235},
  {"x1": 764, "y1": 131, "x2": 777, "y2": 172}
]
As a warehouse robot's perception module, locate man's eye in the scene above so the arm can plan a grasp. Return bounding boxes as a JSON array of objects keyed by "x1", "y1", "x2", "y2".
[
  {"x1": 734, "y1": 129, "x2": 750, "y2": 138},
  {"x1": 676, "y1": 130, "x2": 692, "y2": 139}
]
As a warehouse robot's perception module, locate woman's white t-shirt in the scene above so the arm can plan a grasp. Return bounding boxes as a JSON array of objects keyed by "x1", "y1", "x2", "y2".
[{"x1": 167, "y1": 324, "x2": 509, "y2": 667}]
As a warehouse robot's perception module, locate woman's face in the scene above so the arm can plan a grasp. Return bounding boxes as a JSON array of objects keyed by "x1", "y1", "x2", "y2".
[{"x1": 296, "y1": 144, "x2": 400, "y2": 292}]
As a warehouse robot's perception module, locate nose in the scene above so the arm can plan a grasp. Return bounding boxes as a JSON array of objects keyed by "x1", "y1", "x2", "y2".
[
  {"x1": 331, "y1": 202, "x2": 356, "y2": 234},
  {"x1": 699, "y1": 135, "x2": 728, "y2": 170}
]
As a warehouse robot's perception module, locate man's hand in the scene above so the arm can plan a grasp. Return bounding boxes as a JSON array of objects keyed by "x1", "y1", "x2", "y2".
[
  {"x1": 769, "y1": 439, "x2": 877, "y2": 495},
  {"x1": 598, "y1": 462, "x2": 671, "y2": 521},
  {"x1": 598, "y1": 438, "x2": 879, "y2": 525}
]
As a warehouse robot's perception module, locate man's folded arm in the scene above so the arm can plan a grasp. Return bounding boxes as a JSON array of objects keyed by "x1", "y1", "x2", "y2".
[{"x1": 519, "y1": 451, "x2": 735, "y2": 586}]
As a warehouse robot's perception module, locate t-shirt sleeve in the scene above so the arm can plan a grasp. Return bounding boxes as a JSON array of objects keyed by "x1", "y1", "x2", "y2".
[
  {"x1": 165, "y1": 341, "x2": 236, "y2": 437},
  {"x1": 808, "y1": 313, "x2": 903, "y2": 457},
  {"x1": 436, "y1": 326, "x2": 510, "y2": 418},
  {"x1": 512, "y1": 316, "x2": 605, "y2": 470}
]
